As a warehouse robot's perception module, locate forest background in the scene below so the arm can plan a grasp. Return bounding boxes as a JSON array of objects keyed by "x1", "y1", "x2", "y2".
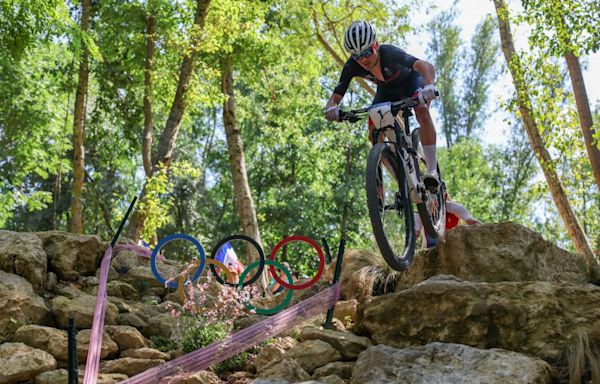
[{"x1": 0, "y1": 0, "x2": 599, "y2": 269}]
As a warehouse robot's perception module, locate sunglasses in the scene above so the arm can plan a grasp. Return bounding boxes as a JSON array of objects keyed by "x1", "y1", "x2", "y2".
[{"x1": 352, "y1": 45, "x2": 375, "y2": 60}]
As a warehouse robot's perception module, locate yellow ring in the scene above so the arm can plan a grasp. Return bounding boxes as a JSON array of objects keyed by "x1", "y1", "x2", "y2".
[{"x1": 177, "y1": 259, "x2": 235, "y2": 304}]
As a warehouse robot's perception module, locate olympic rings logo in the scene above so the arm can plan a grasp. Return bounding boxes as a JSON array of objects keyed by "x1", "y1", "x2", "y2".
[{"x1": 149, "y1": 233, "x2": 326, "y2": 315}]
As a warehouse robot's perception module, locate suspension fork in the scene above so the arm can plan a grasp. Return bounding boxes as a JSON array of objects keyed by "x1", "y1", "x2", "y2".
[{"x1": 397, "y1": 109, "x2": 423, "y2": 204}]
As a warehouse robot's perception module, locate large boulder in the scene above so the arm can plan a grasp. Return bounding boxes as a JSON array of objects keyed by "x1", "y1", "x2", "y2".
[
  {"x1": 36, "y1": 230, "x2": 105, "y2": 281},
  {"x1": 357, "y1": 276, "x2": 600, "y2": 364},
  {"x1": 351, "y1": 343, "x2": 552, "y2": 384},
  {"x1": 300, "y1": 327, "x2": 372, "y2": 360},
  {"x1": 257, "y1": 358, "x2": 310, "y2": 382},
  {"x1": 99, "y1": 357, "x2": 166, "y2": 376},
  {"x1": 397, "y1": 222, "x2": 591, "y2": 290},
  {"x1": 76, "y1": 330, "x2": 119, "y2": 363},
  {"x1": 105, "y1": 325, "x2": 147, "y2": 351},
  {"x1": 262, "y1": 340, "x2": 342, "y2": 375},
  {"x1": 51, "y1": 294, "x2": 118, "y2": 329},
  {"x1": 0, "y1": 342, "x2": 56, "y2": 384},
  {"x1": 0, "y1": 271, "x2": 50, "y2": 342},
  {"x1": 13, "y1": 325, "x2": 69, "y2": 361},
  {"x1": 0, "y1": 230, "x2": 47, "y2": 293}
]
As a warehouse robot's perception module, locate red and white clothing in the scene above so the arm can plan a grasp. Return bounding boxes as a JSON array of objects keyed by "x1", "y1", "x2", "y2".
[{"x1": 415, "y1": 200, "x2": 474, "y2": 233}]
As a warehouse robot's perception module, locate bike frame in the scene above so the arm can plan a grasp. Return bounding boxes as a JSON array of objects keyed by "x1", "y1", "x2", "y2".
[{"x1": 369, "y1": 102, "x2": 426, "y2": 205}]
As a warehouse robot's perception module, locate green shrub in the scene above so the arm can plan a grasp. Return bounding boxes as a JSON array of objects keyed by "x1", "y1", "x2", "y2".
[
  {"x1": 180, "y1": 322, "x2": 249, "y2": 373},
  {"x1": 149, "y1": 335, "x2": 178, "y2": 352}
]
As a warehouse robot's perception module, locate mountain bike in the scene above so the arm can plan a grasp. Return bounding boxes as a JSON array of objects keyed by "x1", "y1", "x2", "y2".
[{"x1": 340, "y1": 95, "x2": 446, "y2": 271}]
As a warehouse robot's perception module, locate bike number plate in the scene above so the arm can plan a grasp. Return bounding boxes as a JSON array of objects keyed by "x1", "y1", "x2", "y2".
[{"x1": 368, "y1": 102, "x2": 394, "y2": 129}]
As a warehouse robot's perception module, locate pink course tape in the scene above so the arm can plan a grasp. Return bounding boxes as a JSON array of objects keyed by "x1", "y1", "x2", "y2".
[{"x1": 83, "y1": 246, "x2": 114, "y2": 384}]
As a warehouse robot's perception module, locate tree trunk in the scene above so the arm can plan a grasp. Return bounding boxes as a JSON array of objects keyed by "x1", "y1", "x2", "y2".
[
  {"x1": 221, "y1": 55, "x2": 269, "y2": 292},
  {"x1": 493, "y1": 0, "x2": 596, "y2": 271},
  {"x1": 69, "y1": 0, "x2": 91, "y2": 234},
  {"x1": 142, "y1": 14, "x2": 156, "y2": 178},
  {"x1": 128, "y1": 0, "x2": 212, "y2": 240},
  {"x1": 565, "y1": 52, "x2": 600, "y2": 191}
]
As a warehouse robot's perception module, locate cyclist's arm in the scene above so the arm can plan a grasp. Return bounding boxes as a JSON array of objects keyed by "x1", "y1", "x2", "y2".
[
  {"x1": 446, "y1": 201, "x2": 475, "y2": 222},
  {"x1": 413, "y1": 59, "x2": 435, "y2": 85},
  {"x1": 326, "y1": 60, "x2": 356, "y2": 110},
  {"x1": 326, "y1": 93, "x2": 343, "y2": 110}
]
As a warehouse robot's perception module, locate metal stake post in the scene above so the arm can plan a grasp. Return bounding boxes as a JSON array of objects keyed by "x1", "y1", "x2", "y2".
[{"x1": 323, "y1": 238, "x2": 345, "y2": 329}]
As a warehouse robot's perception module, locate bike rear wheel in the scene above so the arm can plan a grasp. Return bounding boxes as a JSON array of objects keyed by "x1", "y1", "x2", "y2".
[
  {"x1": 411, "y1": 129, "x2": 446, "y2": 242},
  {"x1": 365, "y1": 143, "x2": 416, "y2": 271}
]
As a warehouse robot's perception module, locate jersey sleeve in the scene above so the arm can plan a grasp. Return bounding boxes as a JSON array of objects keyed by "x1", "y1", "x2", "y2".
[
  {"x1": 386, "y1": 45, "x2": 420, "y2": 70},
  {"x1": 446, "y1": 201, "x2": 473, "y2": 221},
  {"x1": 332, "y1": 60, "x2": 355, "y2": 97}
]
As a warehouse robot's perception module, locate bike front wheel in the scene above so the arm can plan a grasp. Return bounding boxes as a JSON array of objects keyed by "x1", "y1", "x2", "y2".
[{"x1": 365, "y1": 143, "x2": 416, "y2": 271}]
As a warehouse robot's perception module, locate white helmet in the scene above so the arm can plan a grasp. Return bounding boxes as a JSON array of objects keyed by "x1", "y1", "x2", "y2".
[{"x1": 344, "y1": 21, "x2": 377, "y2": 54}]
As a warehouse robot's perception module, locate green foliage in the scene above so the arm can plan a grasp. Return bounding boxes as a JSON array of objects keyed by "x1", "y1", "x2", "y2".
[
  {"x1": 427, "y1": 8, "x2": 500, "y2": 146},
  {"x1": 1, "y1": 0, "x2": 595, "y2": 256},
  {"x1": 180, "y1": 320, "x2": 248, "y2": 373},
  {"x1": 520, "y1": 0, "x2": 600, "y2": 56},
  {"x1": 149, "y1": 335, "x2": 178, "y2": 352}
]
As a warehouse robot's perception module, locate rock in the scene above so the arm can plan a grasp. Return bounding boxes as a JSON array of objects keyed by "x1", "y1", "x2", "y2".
[
  {"x1": 281, "y1": 315, "x2": 345, "y2": 340},
  {"x1": 13, "y1": 325, "x2": 69, "y2": 361},
  {"x1": 55, "y1": 283, "x2": 85, "y2": 299},
  {"x1": 0, "y1": 342, "x2": 56, "y2": 384},
  {"x1": 251, "y1": 379, "x2": 289, "y2": 384},
  {"x1": 332, "y1": 299, "x2": 358, "y2": 324},
  {"x1": 105, "y1": 325, "x2": 147, "y2": 351},
  {"x1": 51, "y1": 293, "x2": 119, "y2": 329},
  {"x1": 357, "y1": 276, "x2": 600, "y2": 363},
  {"x1": 123, "y1": 266, "x2": 171, "y2": 289},
  {"x1": 396, "y1": 222, "x2": 591, "y2": 290},
  {"x1": 316, "y1": 375, "x2": 345, "y2": 384},
  {"x1": 120, "y1": 347, "x2": 169, "y2": 360},
  {"x1": 257, "y1": 358, "x2": 310, "y2": 382},
  {"x1": 107, "y1": 296, "x2": 136, "y2": 313},
  {"x1": 167, "y1": 370, "x2": 223, "y2": 383},
  {"x1": 118, "y1": 313, "x2": 147, "y2": 328},
  {"x1": 0, "y1": 230, "x2": 47, "y2": 293},
  {"x1": 264, "y1": 340, "x2": 342, "y2": 375},
  {"x1": 76, "y1": 329, "x2": 119, "y2": 363},
  {"x1": 96, "y1": 373, "x2": 130, "y2": 384},
  {"x1": 312, "y1": 362, "x2": 354, "y2": 380},
  {"x1": 301, "y1": 326, "x2": 372, "y2": 360},
  {"x1": 0, "y1": 271, "x2": 50, "y2": 342},
  {"x1": 253, "y1": 337, "x2": 298, "y2": 373},
  {"x1": 36, "y1": 231, "x2": 105, "y2": 281},
  {"x1": 34, "y1": 368, "x2": 68, "y2": 384},
  {"x1": 47, "y1": 272, "x2": 58, "y2": 292},
  {"x1": 351, "y1": 343, "x2": 552, "y2": 384},
  {"x1": 143, "y1": 313, "x2": 178, "y2": 338},
  {"x1": 99, "y1": 357, "x2": 165, "y2": 376}
]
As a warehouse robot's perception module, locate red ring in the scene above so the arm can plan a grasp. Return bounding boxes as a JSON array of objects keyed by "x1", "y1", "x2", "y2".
[{"x1": 269, "y1": 235, "x2": 325, "y2": 290}]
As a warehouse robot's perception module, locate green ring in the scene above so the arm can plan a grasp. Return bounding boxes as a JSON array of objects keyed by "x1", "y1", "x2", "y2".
[{"x1": 238, "y1": 259, "x2": 294, "y2": 315}]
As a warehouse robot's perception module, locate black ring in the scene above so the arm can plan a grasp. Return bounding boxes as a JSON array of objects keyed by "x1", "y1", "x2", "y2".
[{"x1": 209, "y1": 235, "x2": 265, "y2": 287}]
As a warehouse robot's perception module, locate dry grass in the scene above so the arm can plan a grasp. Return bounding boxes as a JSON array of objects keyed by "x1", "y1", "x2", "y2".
[
  {"x1": 563, "y1": 324, "x2": 600, "y2": 384},
  {"x1": 325, "y1": 248, "x2": 398, "y2": 302}
]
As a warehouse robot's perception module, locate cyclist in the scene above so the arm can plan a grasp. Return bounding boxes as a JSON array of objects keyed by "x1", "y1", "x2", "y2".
[{"x1": 325, "y1": 21, "x2": 440, "y2": 190}]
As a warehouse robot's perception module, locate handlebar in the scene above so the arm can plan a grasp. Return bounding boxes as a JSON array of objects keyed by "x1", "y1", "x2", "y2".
[{"x1": 338, "y1": 91, "x2": 439, "y2": 123}]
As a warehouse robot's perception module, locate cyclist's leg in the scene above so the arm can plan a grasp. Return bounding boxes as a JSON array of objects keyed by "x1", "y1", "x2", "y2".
[
  {"x1": 368, "y1": 90, "x2": 388, "y2": 145},
  {"x1": 403, "y1": 72, "x2": 439, "y2": 189}
]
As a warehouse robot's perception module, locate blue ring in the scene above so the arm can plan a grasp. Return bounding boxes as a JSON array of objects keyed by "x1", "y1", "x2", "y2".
[{"x1": 150, "y1": 233, "x2": 206, "y2": 289}]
